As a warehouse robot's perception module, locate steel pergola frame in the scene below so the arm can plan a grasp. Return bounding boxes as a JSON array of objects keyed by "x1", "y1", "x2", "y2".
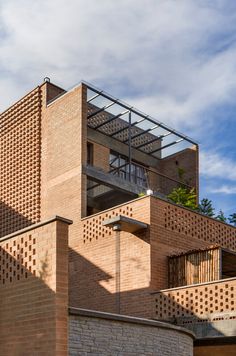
[{"x1": 85, "y1": 82, "x2": 198, "y2": 180}]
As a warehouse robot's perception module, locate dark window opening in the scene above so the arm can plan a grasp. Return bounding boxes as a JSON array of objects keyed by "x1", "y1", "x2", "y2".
[
  {"x1": 87, "y1": 142, "x2": 94, "y2": 165},
  {"x1": 109, "y1": 150, "x2": 148, "y2": 187}
]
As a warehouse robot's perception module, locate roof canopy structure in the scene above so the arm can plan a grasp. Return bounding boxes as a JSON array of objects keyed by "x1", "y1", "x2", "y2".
[{"x1": 86, "y1": 82, "x2": 198, "y2": 159}]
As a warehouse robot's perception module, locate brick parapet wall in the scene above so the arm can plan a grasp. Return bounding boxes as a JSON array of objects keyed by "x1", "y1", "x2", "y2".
[
  {"x1": 152, "y1": 277, "x2": 236, "y2": 321},
  {"x1": 150, "y1": 196, "x2": 236, "y2": 291},
  {"x1": 0, "y1": 216, "x2": 71, "y2": 355},
  {"x1": 69, "y1": 197, "x2": 152, "y2": 317},
  {"x1": 69, "y1": 195, "x2": 236, "y2": 319},
  {"x1": 151, "y1": 196, "x2": 236, "y2": 250},
  {"x1": 69, "y1": 307, "x2": 194, "y2": 356}
]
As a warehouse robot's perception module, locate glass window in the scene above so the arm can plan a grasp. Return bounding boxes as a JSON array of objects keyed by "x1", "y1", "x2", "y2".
[{"x1": 109, "y1": 150, "x2": 147, "y2": 187}]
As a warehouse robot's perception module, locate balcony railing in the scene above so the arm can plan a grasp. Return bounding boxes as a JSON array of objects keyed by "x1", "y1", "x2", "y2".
[
  {"x1": 109, "y1": 161, "x2": 193, "y2": 196},
  {"x1": 152, "y1": 277, "x2": 236, "y2": 322}
]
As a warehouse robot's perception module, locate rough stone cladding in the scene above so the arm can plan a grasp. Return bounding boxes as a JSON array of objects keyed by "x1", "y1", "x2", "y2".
[
  {"x1": 69, "y1": 311, "x2": 193, "y2": 356},
  {"x1": 0, "y1": 88, "x2": 42, "y2": 237}
]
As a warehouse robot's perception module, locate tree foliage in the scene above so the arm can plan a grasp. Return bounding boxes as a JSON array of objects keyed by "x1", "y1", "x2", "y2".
[
  {"x1": 167, "y1": 169, "x2": 235, "y2": 226},
  {"x1": 215, "y1": 210, "x2": 227, "y2": 223},
  {"x1": 167, "y1": 187, "x2": 197, "y2": 210},
  {"x1": 168, "y1": 188, "x2": 235, "y2": 227},
  {"x1": 228, "y1": 213, "x2": 236, "y2": 226},
  {"x1": 198, "y1": 198, "x2": 215, "y2": 217}
]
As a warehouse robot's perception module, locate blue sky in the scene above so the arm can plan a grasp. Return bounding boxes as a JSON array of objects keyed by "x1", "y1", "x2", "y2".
[{"x1": 0, "y1": 0, "x2": 236, "y2": 218}]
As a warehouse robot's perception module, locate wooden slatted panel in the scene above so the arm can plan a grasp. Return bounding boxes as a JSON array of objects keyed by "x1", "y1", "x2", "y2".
[{"x1": 168, "y1": 247, "x2": 220, "y2": 287}]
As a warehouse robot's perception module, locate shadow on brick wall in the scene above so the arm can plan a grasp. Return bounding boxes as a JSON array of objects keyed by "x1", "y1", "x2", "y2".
[
  {"x1": 0, "y1": 243, "x2": 56, "y2": 355},
  {"x1": 68, "y1": 246, "x2": 230, "y2": 341},
  {"x1": 0, "y1": 201, "x2": 33, "y2": 238}
]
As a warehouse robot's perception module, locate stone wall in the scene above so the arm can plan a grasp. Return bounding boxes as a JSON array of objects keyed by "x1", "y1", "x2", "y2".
[{"x1": 69, "y1": 308, "x2": 194, "y2": 356}]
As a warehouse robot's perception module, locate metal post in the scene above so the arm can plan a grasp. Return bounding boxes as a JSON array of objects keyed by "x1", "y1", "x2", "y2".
[
  {"x1": 128, "y1": 111, "x2": 132, "y2": 182},
  {"x1": 114, "y1": 227, "x2": 121, "y2": 314}
]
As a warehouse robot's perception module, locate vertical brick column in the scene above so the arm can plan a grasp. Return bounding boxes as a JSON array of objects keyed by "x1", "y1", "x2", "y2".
[{"x1": 0, "y1": 216, "x2": 71, "y2": 356}]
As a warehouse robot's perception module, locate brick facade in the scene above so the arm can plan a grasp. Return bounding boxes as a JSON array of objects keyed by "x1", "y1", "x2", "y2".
[
  {"x1": 68, "y1": 195, "x2": 236, "y2": 321},
  {"x1": 0, "y1": 87, "x2": 42, "y2": 237},
  {"x1": 0, "y1": 217, "x2": 71, "y2": 355},
  {"x1": 1, "y1": 80, "x2": 236, "y2": 355}
]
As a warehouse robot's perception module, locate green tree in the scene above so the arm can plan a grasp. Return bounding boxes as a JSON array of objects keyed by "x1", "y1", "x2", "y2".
[
  {"x1": 198, "y1": 198, "x2": 215, "y2": 217},
  {"x1": 167, "y1": 187, "x2": 197, "y2": 210},
  {"x1": 216, "y1": 210, "x2": 227, "y2": 223},
  {"x1": 228, "y1": 213, "x2": 236, "y2": 226}
]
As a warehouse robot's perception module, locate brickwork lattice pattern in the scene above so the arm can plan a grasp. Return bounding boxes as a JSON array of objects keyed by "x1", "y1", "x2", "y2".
[
  {"x1": 0, "y1": 88, "x2": 42, "y2": 237},
  {"x1": 154, "y1": 279, "x2": 236, "y2": 320},
  {"x1": 0, "y1": 234, "x2": 36, "y2": 285},
  {"x1": 82, "y1": 205, "x2": 133, "y2": 243},
  {"x1": 163, "y1": 204, "x2": 236, "y2": 250},
  {"x1": 87, "y1": 104, "x2": 160, "y2": 152}
]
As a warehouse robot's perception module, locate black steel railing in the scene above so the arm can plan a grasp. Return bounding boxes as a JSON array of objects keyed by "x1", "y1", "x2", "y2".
[{"x1": 108, "y1": 161, "x2": 193, "y2": 196}]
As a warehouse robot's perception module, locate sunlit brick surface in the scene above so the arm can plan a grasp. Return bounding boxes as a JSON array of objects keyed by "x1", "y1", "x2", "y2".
[
  {"x1": 82, "y1": 205, "x2": 133, "y2": 243},
  {"x1": 0, "y1": 88, "x2": 41, "y2": 237},
  {"x1": 0, "y1": 218, "x2": 69, "y2": 355},
  {"x1": 154, "y1": 278, "x2": 236, "y2": 320},
  {"x1": 164, "y1": 204, "x2": 236, "y2": 250},
  {"x1": 0, "y1": 234, "x2": 36, "y2": 285}
]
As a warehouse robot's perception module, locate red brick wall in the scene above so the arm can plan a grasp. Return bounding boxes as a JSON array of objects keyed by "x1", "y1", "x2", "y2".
[
  {"x1": 89, "y1": 141, "x2": 110, "y2": 172},
  {"x1": 160, "y1": 146, "x2": 199, "y2": 198},
  {"x1": 0, "y1": 82, "x2": 65, "y2": 238},
  {"x1": 0, "y1": 87, "x2": 42, "y2": 237},
  {"x1": 153, "y1": 277, "x2": 236, "y2": 320},
  {"x1": 68, "y1": 192, "x2": 236, "y2": 319},
  {"x1": 0, "y1": 217, "x2": 70, "y2": 356},
  {"x1": 150, "y1": 196, "x2": 236, "y2": 291},
  {"x1": 69, "y1": 197, "x2": 152, "y2": 318},
  {"x1": 41, "y1": 83, "x2": 87, "y2": 229}
]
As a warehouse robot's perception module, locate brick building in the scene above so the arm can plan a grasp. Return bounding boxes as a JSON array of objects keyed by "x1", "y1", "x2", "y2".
[{"x1": 0, "y1": 79, "x2": 235, "y2": 355}]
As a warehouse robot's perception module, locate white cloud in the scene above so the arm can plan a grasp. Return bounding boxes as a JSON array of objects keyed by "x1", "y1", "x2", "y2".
[
  {"x1": 209, "y1": 185, "x2": 236, "y2": 194},
  {"x1": 1, "y1": 0, "x2": 236, "y2": 135},
  {"x1": 200, "y1": 151, "x2": 236, "y2": 181}
]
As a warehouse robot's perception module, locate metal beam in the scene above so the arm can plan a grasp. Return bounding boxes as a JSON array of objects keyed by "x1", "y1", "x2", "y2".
[
  {"x1": 94, "y1": 109, "x2": 129, "y2": 130},
  {"x1": 87, "y1": 127, "x2": 161, "y2": 166},
  {"x1": 87, "y1": 91, "x2": 103, "y2": 103},
  {"x1": 88, "y1": 101, "x2": 117, "y2": 119},
  {"x1": 135, "y1": 132, "x2": 171, "y2": 149},
  {"x1": 84, "y1": 83, "x2": 197, "y2": 146},
  {"x1": 110, "y1": 116, "x2": 146, "y2": 138},
  {"x1": 123, "y1": 124, "x2": 159, "y2": 144},
  {"x1": 150, "y1": 138, "x2": 184, "y2": 155},
  {"x1": 83, "y1": 164, "x2": 146, "y2": 195},
  {"x1": 128, "y1": 111, "x2": 132, "y2": 181}
]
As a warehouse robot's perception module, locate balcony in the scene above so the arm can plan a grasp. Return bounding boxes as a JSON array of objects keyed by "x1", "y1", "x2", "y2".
[
  {"x1": 84, "y1": 160, "x2": 194, "y2": 212},
  {"x1": 152, "y1": 277, "x2": 236, "y2": 338},
  {"x1": 84, "y1": 83, "x2": 199, "y2": 214}
]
